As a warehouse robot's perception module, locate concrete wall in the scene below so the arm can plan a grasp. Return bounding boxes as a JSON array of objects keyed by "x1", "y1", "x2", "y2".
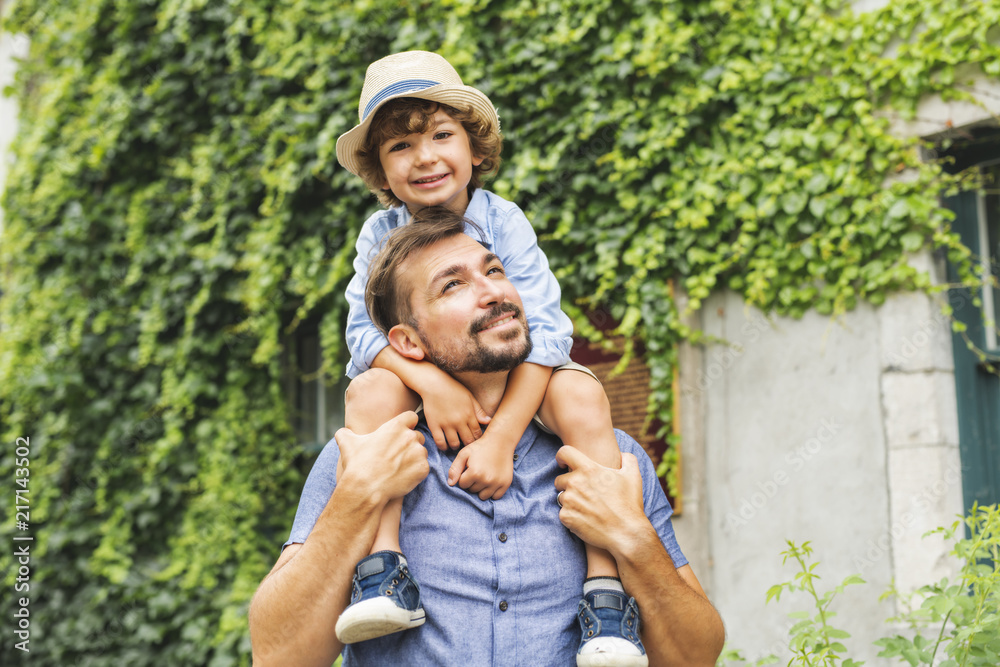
[
  {"x1": 668, "y1": 21, "x2": 999, "y2": 660},
  {"x1": 672, "y1": 249, "x2": 965, "y2": 664}
]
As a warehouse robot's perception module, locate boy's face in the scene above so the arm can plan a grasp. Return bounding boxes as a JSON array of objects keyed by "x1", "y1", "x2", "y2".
[{"x1": 379, "y1": 109, "x2": 484, "y2": 214}]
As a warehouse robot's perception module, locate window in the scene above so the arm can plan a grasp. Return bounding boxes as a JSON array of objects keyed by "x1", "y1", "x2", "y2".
[
  {"x1": 285, "y1": 329, "x2": 350, "y2": 452},
  {"x1": 944, "y1": 135, "x2": 1000, "y2": 511},
  {"x1": 979, "y1": 164, "x2": 1000, "y2": 351}
]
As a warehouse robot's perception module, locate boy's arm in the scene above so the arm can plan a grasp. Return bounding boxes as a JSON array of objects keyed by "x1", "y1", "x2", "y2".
[
  {"x1": 345, "y1": 217, "x2": 394, "y2": 378},
  {"x1": 372, "y1": 346, "x2": 490, "y2": 449},
  {"x1": 492, "y1": 203, "x2": 573, "y2": 367},
  {"x1": 448, "y1": 362, "x2": 553, "y2": 499}
]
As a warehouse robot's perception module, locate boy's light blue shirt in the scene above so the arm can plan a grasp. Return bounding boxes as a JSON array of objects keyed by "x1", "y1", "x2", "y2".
[
  {"x1": 344, "y1": 188, "x2": 574, "y2": 378},
  {"x1": 284, "y1": 423, "x2": 687, "y2": 666}
]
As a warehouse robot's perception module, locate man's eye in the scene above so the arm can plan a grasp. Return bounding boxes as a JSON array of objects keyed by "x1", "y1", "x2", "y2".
[
  {"x1": 487, "y1": 266, "x2": 504, "y2": 276},
  {"x1": 442, "y1": 280, "x2": 460, "y2": 292}
]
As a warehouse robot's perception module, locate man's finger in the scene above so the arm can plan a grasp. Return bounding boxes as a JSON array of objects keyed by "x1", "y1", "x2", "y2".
[
  {"x1": 554, "y1": 445, "x2": 595, "y2": 471},
  {"x1": 390, "y1": 410, "x2": 420, "y2": 431}
]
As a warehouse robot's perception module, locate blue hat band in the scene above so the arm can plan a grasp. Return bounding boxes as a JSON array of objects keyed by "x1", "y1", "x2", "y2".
[{"x1": 362, "y1": 79, "x2": 442, "y2": 121}]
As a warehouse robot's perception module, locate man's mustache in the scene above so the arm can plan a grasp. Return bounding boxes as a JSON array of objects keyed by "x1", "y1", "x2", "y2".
[{"x1": 469, "y1": 303, "x2": 523, "y2": 335}]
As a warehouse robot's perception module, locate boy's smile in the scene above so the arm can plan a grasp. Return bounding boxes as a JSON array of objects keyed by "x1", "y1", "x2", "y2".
[{"x1": 379, "y1": 110, "x2": 484, "y2": 214}]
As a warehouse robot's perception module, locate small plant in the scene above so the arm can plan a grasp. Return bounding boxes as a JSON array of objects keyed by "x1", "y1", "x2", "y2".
[
  {"x1": 875, "y1": 504, "x2": 1000, "y2": 667},
  {"x1": 763, "y1": 541, "x2": 866, "y2": 667}
]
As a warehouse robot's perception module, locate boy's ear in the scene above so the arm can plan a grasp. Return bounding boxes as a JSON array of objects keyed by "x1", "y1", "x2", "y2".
[
  {"x1": 472, "y1": 153, "x2": 485, "y2": 167},
  {"x1": 387, "y1": 324, "x2": 426, "y2": 362}
]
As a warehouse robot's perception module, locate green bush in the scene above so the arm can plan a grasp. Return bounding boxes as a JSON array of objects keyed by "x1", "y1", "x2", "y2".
[
  {"x1": 1, "y1": 0, "x2": 995, "y2": 663},
  {"x1": 718, "y1": 505, "x2": 1000, "y2": 667}
]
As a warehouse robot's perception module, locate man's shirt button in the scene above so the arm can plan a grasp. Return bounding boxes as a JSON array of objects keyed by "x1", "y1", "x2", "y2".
[
  {"x1": 513, "y1": 454, "x2": 519, "y2": 461},
  {"x1": 498, "y1": 532, "x2": 507, "y2": 543},
  {"x1": 499, "y1": 601, "x2": 509, "y2": 611}
]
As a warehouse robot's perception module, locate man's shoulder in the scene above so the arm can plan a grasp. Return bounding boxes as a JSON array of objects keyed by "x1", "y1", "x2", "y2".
[{"x1": 613, "y1": 428, "x2": 646, "y2": 454}]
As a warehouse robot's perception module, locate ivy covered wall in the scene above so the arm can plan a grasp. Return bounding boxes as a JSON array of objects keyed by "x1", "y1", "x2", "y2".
[{"x1": 0, "y1": 0, "x2": 996, "y2": 663}]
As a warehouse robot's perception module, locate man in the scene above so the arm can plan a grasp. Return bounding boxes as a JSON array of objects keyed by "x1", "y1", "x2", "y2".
[{"x1": 248, "y1": 208, "x2": 725, "y2": 666}]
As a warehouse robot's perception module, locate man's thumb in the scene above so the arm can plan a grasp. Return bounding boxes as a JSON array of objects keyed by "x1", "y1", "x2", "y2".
[
  {"x1": 335, "y1": 427, "x2": 358, "y2": 448},
  {"x1": 621, "y1": 452, "x2": 641, "y2": 479},
  {"x1": 390, "y1": 410, "x2": 420, "y2": 431}
]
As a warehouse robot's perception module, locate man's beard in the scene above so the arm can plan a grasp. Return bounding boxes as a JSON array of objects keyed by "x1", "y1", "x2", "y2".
[{"x1": 416, "y1": 303, "x2": 533, "y2": 374}]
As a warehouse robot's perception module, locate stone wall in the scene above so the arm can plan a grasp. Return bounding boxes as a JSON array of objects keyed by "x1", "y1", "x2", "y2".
[{"x1": 671, "y1": 250, "x2": 964, "y2": 663}]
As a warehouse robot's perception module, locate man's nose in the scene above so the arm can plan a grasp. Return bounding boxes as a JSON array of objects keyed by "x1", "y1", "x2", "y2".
[{"x1": 476, "y1": 276, "x2": 506, "y2": 307}]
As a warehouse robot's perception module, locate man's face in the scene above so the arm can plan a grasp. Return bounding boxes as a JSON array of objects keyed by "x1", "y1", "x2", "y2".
[
  {"x1": 400, "y1": 234, "x2": 531, "y2": 375},
  {"x1": 379, "y1": 109, "x2": 484, "y2": 214}
]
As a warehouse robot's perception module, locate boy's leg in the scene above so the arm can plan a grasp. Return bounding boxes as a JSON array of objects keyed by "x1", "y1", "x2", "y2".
[
  {"x1": 539, "y1": 368, "x2": 648, "y2": 666},
  {"x1": 336, "y1": 368, "x2": 424, "y2": 644},
  {"x1": 537, "y1": 368, "x2": 620, "y2": 579},
  {"x1": 343, "y1": 368, "x2": 421, "y2": 555}
]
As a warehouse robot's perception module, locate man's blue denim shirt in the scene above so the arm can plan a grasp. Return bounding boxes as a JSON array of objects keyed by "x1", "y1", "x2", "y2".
[{"x1": 285, "y1": 423, "x2": 687, "y2": 666}]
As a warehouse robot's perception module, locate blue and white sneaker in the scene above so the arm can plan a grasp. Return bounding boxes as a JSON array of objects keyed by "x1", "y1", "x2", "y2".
[
  {"x1": 576, "y1": 588, "x2": 648, "y2": 667},
  {"x1": 335, "y1": 551, "x2": 425, "y2": 644}
]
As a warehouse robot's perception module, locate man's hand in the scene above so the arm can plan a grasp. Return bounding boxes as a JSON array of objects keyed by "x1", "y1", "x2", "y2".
[
  {"x1": 336, "y1": 411, "x2": 430, "y2": 505},
  {"x1": 419, "y1": 372, "x2": 491, "y2": 450},
  {"x1": 447, "y1": 432, "x2": 515, "y2": 500},
  {"x1": 553, "y1": 446, "x2": 650, "y2": 555}
]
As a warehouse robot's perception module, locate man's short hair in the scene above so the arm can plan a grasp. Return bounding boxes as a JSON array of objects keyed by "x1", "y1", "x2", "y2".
[
  {"x1": 356, "y1": 98, "x2": 503, "y2": 209},
  {"x1": 365, "y1": 206, "x2": 483, "y2": 336}
]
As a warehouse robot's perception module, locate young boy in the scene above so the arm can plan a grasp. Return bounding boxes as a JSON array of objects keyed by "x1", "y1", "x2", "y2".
[{"x1": 334, "y1": 50, "x2": 648, "y2": 667}]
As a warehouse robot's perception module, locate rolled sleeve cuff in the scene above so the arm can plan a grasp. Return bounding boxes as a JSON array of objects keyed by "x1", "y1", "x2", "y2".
[
  {"x1": 526, "y1": 334, "x2": 573, "y2": 368},
  {"x1": 347, "y1": 336, "x2": 389, "y2": 379}
]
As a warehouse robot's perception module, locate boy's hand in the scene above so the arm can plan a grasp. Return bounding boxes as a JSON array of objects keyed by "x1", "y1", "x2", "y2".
[
  {"x1": 447, "y1": 432, "x2": 516, "y2": 500},
  {"x1": 420, "y1": 372, "x2": 491, "y2": 450}
]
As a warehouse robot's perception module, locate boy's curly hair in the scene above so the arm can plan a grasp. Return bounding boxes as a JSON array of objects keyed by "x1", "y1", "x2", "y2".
[{"x1": 356, "y1": 98, "x2": 503, "y2": 208}]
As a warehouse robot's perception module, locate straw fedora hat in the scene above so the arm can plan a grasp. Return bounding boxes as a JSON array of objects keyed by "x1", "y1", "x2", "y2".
[{"x1": 336, "y1": 51, "x2": 500, "y2": 177}]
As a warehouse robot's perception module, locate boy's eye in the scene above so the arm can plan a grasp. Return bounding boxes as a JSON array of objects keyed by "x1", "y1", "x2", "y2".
[
  {"x1": 433, "y1": 131, "x2": 452, "y2": 140},
  {"x1": 387, "y1": 141, "x2": 409, "y2": 152}
]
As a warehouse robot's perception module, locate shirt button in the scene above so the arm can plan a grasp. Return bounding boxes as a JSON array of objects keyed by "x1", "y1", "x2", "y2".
[
  {"x1": 499, "y1": 601, "x2": 508, "y2": 611},
  {"x1": 513, "y1": 454, "x2": 519, "y2": 461},
  {"x1": 498, "y1": 532, "x2": 507, "y2": 543}
]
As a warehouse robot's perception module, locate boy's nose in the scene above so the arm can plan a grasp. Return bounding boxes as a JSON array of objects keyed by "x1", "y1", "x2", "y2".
[{"x1": 415, "y1": 140, "x2": 437, "y2": 165}]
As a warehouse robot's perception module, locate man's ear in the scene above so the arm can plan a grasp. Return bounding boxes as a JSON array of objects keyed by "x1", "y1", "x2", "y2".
[{"x1": 387, "y1": 324, "x2": 425, "y2": 362}]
